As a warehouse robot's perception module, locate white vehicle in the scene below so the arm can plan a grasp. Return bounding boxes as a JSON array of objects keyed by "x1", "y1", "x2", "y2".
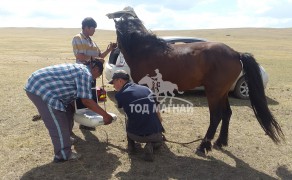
[{"x1": 105, "y1": 36, "x2": 269, "y2": 99}]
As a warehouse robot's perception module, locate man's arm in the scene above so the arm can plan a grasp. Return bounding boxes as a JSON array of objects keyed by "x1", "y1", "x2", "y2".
[
  {"x1": 81, "y1": 98, "x2": 113, "y2": 125},
  {"x1": 99, "y1": 42, "x2": 117, "y2": 58}
]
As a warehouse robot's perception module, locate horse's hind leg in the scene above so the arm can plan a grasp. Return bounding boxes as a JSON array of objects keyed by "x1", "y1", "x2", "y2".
[
  {"x1": 214, "y1": 96, "x2": 232, "y2": 148},
  {"x1": 196, "y1": 96, "x2": 223, "y2": 154}
]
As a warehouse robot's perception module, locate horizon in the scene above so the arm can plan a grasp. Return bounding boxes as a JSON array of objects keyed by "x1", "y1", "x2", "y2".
[{"x1": 1, "y1": 27, "x2": 291, "y2": 31}]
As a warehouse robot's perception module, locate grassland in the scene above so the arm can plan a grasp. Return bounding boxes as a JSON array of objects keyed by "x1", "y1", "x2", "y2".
[{"x1": 0, "y1": 27, "x2": 291, "y2": 180}]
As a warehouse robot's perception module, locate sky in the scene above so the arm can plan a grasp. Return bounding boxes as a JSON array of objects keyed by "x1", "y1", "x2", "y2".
[{"x1": 0, "y1": 0, "x2": 292, "y2": 30}]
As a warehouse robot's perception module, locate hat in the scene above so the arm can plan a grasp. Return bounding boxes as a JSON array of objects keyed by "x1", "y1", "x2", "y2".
[{"x1": 109, "y1": 70, "x2": 130, "y2": 84}]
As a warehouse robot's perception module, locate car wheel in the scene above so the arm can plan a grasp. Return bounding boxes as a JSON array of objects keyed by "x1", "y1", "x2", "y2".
[{"x1": 234, "y1": 77, "x2": 249, "y2": 100}]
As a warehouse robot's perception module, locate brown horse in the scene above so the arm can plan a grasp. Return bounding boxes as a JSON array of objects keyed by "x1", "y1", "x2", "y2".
[{"x1": 109, "y1": 15, "x2": 284, "y2": 154}]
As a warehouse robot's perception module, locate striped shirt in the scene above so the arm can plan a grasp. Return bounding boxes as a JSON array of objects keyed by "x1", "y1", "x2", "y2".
[
  {"x1": 72, "y1": 32, "x2": 101, "y2": 63},
  {"x1": 25, "y1": 63, "x2": 93, "y2": 111}
]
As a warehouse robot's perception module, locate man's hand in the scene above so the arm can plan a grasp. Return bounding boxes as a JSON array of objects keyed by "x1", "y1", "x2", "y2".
[
  {"x1": 81, "y1": 99, "x2": 112, "y2": 125},
  {"x1": 103, "y1": 113, "x2": 113, "y2": 125},
  {"x1": 108, "y1": 42, "x2": 117, "y2": 51}
]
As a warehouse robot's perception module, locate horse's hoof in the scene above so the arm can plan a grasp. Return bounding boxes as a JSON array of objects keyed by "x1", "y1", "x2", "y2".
[
  {"x1": 214, "y1": 139, "x2": 228, "y2": 149},
  {"x1": 203, "y1": 141, "x2": 212, "y2": 151},
  {"x1": 213, "y1": 143, "x2": 223, "y2": 151},
  {"x1": 195, "y1": 148, "x2": 207, "y2": 157},
  {"x1": 196, "y1": 141, "x2": 212, "y2": 156}
]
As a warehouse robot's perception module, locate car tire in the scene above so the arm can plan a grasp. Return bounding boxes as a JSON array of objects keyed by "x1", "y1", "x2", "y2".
[{"x1": 234, "y1": 77, "x2": 249, "y2": 100}]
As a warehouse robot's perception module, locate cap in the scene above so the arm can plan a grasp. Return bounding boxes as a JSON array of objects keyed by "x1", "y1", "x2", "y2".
[{"x1": 109, "y1": 70, "x2": 130, "y2": 84}]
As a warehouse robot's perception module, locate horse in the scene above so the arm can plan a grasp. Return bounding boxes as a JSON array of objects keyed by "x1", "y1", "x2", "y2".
[{"x1": 109, "y1": 14, "x2": 284, "y2": 154}]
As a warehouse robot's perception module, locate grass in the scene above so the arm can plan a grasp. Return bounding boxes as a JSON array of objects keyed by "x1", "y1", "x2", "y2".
[{"x1": 0, "y1": 27, "x2": 292, "y2": 180}]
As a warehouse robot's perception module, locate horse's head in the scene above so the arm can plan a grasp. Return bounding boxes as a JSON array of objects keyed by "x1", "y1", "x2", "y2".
[
  {"x1": 114, "y1": 16, "x2": 148, "y2": 54},
  {"x1": 107, "y1": 7, "x2": 171, "y2": 59},
  {"x1": 107, "y1": 6, "x2": 146, "y2": 50}
]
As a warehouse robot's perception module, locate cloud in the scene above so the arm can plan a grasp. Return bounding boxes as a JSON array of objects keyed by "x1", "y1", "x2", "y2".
[{"x1": 0, "y1": 0, "x2": 291, "y2": 29}]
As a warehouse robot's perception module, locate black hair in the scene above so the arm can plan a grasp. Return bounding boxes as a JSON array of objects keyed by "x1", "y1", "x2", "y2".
[
  {"x1": 86, "y1": 59, "x2": 103, "y2": 74},
  {"x1": 82, "y1": 17, "x2": 97, "y2": 29}
]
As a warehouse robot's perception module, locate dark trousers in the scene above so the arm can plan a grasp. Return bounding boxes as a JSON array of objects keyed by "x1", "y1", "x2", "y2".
[{"x1": 26, "y1": 92, "x2": 74, "y2": 160}]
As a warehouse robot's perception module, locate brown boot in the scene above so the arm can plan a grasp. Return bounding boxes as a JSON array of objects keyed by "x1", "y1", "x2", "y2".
[{"x1": 143, "y1": 143, "x2": 154, "y2": 162}]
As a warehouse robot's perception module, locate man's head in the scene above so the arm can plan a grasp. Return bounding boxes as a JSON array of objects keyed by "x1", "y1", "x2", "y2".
[
  {"x1": 82, "y1": 17, "x2": 97, "y2": 36},
  {"x1": 89, "y1": 59, "x2": 103, "y2": 79},
  {"x1": 109, "y1": 70, "x2": 130, "y2": 91}
]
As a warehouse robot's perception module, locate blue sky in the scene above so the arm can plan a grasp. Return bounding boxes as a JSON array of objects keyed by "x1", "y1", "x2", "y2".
[{"x1": 0, "y1": 0, "x2": 292, "y2": 30}]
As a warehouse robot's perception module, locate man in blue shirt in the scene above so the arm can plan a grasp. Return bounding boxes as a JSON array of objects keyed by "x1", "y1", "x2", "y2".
[
  {"x1": 25, "y1": 59, "x2": 113, "y2": 163},
  {"x1": 109, "y1": 70, "x2": 164, "y2": 162}
]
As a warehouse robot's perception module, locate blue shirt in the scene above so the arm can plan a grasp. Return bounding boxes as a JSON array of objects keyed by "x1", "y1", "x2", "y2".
[
  {"x1": 115, "y1": 82, "x2": 163, "y2": 136},
  {"x1": 25, "y1": 63, "x2": 93, "y2": 111}
]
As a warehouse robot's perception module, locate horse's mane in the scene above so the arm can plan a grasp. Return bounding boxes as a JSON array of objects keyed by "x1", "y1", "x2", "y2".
[{"x1": 115, "y1": 17, "x2": 171, "y2": 58}]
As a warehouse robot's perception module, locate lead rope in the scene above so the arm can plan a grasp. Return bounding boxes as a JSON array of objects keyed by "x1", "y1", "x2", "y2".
[
  {"x1": 101, "y1": 73, "x2": 106, "y2": 111},
  {"x1": 163, "y1": 135, "x2": 203, "y2": 145},
  {"x1": 100, "y1": 72, "x2": 110, "y2": 145}
]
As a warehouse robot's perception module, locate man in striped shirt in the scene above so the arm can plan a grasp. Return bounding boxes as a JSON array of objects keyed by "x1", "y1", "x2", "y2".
[
  {"x1": 72, "y1": 17, "x2": 116, "y2": 131},
  {"x1": 25, "y1": 59, "x2": 113, "y2": 163},
  {"x1": 72, "y1": 17, "x2": 116, "y2": 64}
]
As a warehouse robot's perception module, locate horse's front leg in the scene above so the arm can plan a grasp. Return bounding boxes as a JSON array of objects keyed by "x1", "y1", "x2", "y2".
[{"x1": 196, "y1": 106, "x2": 222, "y2": 155}]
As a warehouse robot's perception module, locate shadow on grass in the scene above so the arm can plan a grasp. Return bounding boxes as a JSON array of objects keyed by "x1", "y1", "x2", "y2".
[
  {"x1": 20, "y1": 139, "x2": 284, "y2": 180},
  {"x1": 21, "y1": 130, "x2": 121, "y2": 180},
  {"x1": 276, "y1": 165, "x2": 292, "y2": 180},
  {"x1": 115, "y1": 143, "x2": 278, "y2": 180}
]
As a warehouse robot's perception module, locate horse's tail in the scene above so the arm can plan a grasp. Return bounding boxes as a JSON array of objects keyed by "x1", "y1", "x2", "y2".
[{"x1": 240, "y1": 53, "x2": 284, "y2": 144}]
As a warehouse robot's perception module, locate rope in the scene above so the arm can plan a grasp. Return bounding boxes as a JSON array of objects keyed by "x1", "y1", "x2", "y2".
[
  {"x1": 119, "y1": 112, "x2": 202, "y2": 146},
  {"x1": 101, "y1": 73, "x2": 107, "y2": 111},
  {"x1": 163, "y1": 135, "x2": 203, "y2": 145}
]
